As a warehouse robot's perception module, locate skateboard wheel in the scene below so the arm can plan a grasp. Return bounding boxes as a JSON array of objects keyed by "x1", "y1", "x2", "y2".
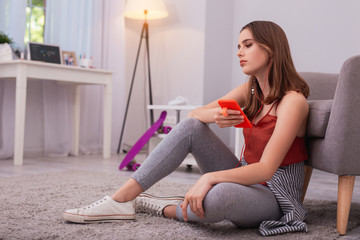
[
  {"x1": 163, "y1": 126, "x2": 172, "y2": 134},
  {"x1": 158, "y1": 128, "x2": 163, "y2": 134},
  {"x1": 132, "y1": 163, "x2": 141, "y2": 171},
  {"x1": 126, "y1": 164, "x2": 133, "y2": 171},
  {"x1": 126, "y1": 160, "x2": 135, "y2": 171}
]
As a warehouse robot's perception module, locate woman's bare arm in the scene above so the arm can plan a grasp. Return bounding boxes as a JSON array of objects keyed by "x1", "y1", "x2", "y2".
[{"x1": 187, "y1": 81, "x2": 250, "y2": 125}]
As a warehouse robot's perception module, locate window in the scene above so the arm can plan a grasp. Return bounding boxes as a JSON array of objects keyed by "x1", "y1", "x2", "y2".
[{"x1": 24, "y1": 0, "x2": 46, "y2": 43}]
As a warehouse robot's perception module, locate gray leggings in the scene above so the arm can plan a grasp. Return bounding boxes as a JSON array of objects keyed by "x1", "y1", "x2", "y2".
[{"x1": 131, "y1": 118, "x2": 282, "y2": 228}]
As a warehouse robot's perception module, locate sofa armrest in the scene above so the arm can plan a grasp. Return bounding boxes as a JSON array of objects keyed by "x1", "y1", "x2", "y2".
[
  {"x1": 306, "y1": 100, "x2": 332, "y2": 138},
  {"x1": 308, "y1": 55, "x2": 360, "y2": 175}
]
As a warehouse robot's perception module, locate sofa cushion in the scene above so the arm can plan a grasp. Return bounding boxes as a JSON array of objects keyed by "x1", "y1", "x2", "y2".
[{"x1": 306, "y1": 100, "x2": 333, "y2": 138}]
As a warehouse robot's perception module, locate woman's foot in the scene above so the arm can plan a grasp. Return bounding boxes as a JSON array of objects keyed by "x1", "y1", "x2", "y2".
[
  {"x1": 63, "y1": 196, "x2": 135, "y2": 223},
  {"x1": 135, "y1": 193, "x2": 184, "y2": 217}
]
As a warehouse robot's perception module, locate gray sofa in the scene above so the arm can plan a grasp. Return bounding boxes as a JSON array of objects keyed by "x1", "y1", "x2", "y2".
[{"x1": 301, "y1": 55, "x2": 360, "y2": 235}]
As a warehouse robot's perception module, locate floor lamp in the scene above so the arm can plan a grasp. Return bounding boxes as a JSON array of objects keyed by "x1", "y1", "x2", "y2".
[{"x1": 117, "y1": 0, "x2": 168, "y2": 154}]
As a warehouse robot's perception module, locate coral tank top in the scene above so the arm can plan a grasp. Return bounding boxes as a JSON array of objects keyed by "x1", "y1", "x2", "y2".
[{"x1": 243, "y1": 102, "x2": 308, "y2": 166}]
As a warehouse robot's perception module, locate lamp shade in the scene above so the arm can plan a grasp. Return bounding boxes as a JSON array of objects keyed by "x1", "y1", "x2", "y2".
[{"x1": 124, "y1": 0, "x2": 168, "y2": 20}]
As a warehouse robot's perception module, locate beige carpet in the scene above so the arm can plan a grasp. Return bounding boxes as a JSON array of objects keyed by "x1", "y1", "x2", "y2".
[{"x1": 1, "y1": 170, "x2": 359, "y2": 240}]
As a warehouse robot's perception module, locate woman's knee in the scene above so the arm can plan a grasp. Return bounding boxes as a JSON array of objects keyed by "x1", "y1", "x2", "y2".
[
  {"x1": 178, "y1": 118, "x2": 208, "y2": 134},
  {"x1": 204, "y1": 183, "x2": 282, "y2": 227},
  {"x1": 178, "y1": 117, "x2": 205, "y2": 128},
  {"x1": 203, "y1": 183, "x2": 236, "y2": 213}
]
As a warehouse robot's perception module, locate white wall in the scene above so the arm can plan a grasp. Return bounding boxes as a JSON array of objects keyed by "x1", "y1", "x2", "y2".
[
  {"x1": 203, "y1": 0, "x2": 235, "y2": 147},
  {"x1": 232, "y1": 0, "x2": 360, "y2": 76}
]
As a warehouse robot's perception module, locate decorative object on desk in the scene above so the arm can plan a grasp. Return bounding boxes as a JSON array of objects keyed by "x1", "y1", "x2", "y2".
[
  {"x1": 9, "y1": 42, "x2": 23, "y2": 59},
  {"x1": 61, "y1": 51, "x2": 77, "y2": 66},
  {"x1": 27, "y1": 42, "x2": 61, "y2": 64},
  {"x1": 117, "y1": 0, "x2": 169, "y2": 154},
  {"x1": 168, "y1": 96, "x2": 188, "y2": 106},
  {"x1": 79, "y1": 53, "x2": 93, "y2": 68},
  {"x1": 0, "y1": 32, "x2": 13, "y2": 61}
]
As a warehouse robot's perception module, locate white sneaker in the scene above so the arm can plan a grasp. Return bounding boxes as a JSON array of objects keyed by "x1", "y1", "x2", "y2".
[
  {"x1": 63, "y1": 196, "x2": 135, "y2": 223},
  {"x1": 135, "y1": 193, "x2": 184, "y2": 217}
]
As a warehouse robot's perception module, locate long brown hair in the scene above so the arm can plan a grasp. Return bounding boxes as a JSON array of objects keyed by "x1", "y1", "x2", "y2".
[{"x1": 241, "y1": 21, "x2": 309, "y2": 120}]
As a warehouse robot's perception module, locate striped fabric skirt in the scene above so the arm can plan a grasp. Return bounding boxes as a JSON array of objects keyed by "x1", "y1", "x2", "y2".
[{"x1": 259, "y1": 161, "x2": 308, "y2": 236}]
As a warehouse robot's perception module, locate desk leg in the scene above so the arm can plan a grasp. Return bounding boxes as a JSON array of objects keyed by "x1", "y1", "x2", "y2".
[
  {"x1": 73, "y1": 85, "x2": 81, "y2": 156},
  {"x1": 14, "y1": 67, "x2": 27, "y2": 166},
  {"x1": 103, "y1": 78, "x2": 112, "y2": 159}
]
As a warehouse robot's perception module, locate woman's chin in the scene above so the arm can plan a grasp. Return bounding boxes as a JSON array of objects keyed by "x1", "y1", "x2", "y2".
[{"x1": 241, "y1": 69, "x2": 253, "y2": 76}]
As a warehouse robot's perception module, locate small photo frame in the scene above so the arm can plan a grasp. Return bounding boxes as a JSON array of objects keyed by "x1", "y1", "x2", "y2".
[{"x1": 61, "y1": 51, "x2": 77, "y2": 66}]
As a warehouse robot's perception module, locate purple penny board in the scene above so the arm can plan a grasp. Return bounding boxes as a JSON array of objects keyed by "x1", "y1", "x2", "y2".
[{"x1": 119, "y1": 111, "x2": 167, "y2": 170}]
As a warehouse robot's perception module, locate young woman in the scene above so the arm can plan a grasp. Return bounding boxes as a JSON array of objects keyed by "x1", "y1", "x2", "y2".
[{"x1": 63, "y1": 21, "x2": 310, "y2": 236}]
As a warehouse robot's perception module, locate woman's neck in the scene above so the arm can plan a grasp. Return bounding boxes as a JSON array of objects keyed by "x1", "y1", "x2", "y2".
[{"x1": 255, "y1": 73, "x2": 270, "y2": 97}]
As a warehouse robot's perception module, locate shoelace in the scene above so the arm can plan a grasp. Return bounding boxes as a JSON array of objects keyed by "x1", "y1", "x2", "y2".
[
  {"x1": 83, "y1": 198, "x2": 107, "y2": 210},
  {"x1": 139, "y1": 199, "x2": 162, "y2": 216}
]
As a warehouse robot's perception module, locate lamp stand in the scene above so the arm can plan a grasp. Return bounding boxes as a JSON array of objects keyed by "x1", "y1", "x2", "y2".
[{"x1": 117, "y1": 19, "x2": 155, "y2": 154}]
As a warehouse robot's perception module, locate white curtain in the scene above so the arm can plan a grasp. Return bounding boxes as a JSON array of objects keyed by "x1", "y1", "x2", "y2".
[
  {"x1": 0, "y1": 0, "x2": 126, "y2": 159},
  {"x1": 43, "y1": 0, "x2": 104, "y2": 156},
  {"x1": 0, "y1": 0, "x2": 27, "y2": 45},
  {"x1": 0, "y1": 0, "x2": 27, "y2": 158}
]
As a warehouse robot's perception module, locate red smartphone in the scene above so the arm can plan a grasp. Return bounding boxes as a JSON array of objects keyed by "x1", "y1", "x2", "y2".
[{"x1": 218, "y1": 99, "x2": 252, "y2": 128}]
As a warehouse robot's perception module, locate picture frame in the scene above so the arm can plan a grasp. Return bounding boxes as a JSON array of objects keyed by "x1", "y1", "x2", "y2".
[
  {"x1": 28, "y1": 42, "x2": 62, "y2": 64},
  {"x1": 61, "y1": 51, "x2": 77, "y2": 66}
]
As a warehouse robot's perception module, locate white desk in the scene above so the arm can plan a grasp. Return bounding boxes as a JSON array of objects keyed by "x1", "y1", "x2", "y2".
[{"x1": 0, "y1": 60, "x2": 112, "y2": 165}]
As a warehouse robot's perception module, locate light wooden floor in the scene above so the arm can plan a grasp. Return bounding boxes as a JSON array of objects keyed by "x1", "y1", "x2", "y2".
[{"x1": 1, "y1": 154, "x2": 360, "y2": 238}]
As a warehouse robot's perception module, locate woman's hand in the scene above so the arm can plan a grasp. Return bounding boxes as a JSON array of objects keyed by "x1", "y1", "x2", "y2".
[
  {"x1": 214, "y1": 107, "x2": 244, "y2": 128},
  {"x1": 180, "y1": 173, "x2": 214, "y2": 221}
]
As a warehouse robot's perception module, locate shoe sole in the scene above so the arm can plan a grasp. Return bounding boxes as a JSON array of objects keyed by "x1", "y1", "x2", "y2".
[{"x1": 63, "y1": 212, "x2": 135, "y2": 224}]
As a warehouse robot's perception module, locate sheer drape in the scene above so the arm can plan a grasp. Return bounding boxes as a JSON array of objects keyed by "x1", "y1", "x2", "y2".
[
  {"x1": 43, "y1": 0, "x2": 104, "y2": 156},
  {"x1": 0, "y1": 0, "x2": 27, "y2": 158},
  {"x1": 0, "y1": 0, "x2": 27, "y2": 45}
]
